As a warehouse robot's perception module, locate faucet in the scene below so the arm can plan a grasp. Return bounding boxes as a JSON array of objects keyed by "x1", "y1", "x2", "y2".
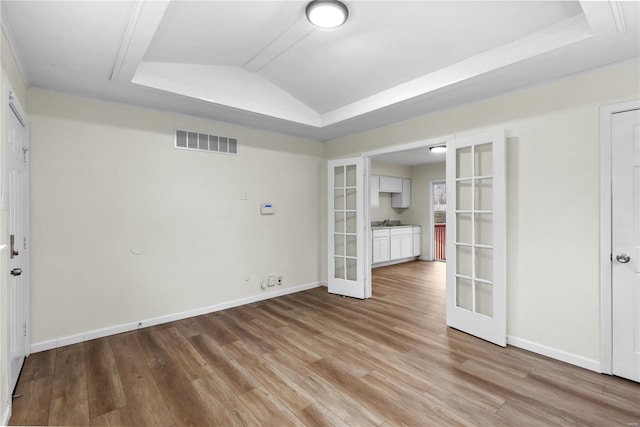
[{"x1": 382, "y1": 219, "x2": 390, "y2": 226}]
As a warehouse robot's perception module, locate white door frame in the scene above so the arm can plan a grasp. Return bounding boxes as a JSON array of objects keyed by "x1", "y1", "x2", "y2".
[
  {"x1": 429, "y1": 178, "x2": 446, "y2": 261},
  {"x1": 362, "y1": 134, "x2": 453, "y2": 293},
  {"x1": 599, "y1": 98, "x2": 640, "y2": 375}
]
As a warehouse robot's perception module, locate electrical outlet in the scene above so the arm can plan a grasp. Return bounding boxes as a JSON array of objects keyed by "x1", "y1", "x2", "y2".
[
  {"x1": 277, "y1": 276, "x2": 283, "y2": 286},
  {"x1": 268, "y1": 276, "x2": 276, "y2": 287},
  {"x1": 260, "y1": 277, "x2": 267, "y2": 289}
]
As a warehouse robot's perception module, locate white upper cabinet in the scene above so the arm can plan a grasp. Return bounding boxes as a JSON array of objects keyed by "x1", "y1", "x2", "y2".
[
  {"x1": 391, "y1": 178, "x2": 411, "y2": 208},
  {"x1": 370, "y1": 175, "x2": 380, "y2": 207},
  {"x1": 379, "y1": 176, "x2": 403, "y2": 193}
]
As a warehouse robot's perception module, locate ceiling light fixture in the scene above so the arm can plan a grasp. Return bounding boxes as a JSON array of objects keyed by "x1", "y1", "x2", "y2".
[
  {"x1": 306, "y1": 0, "x2": 349, "y2": 29},
  {"x1": 429, "y1": 145, "x2": 447, "y2": 154}
]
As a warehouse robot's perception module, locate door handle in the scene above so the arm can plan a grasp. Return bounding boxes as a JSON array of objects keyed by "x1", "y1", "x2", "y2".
[
  {"x1": 10, "y1": 268, "x2": 22, "y2": 276},
  {"x1": 616, "y1": 253, "x2": 631, "y2": 263},
  {"x1": 9, "y1": 234, "x2": 18, "y2": 259}
]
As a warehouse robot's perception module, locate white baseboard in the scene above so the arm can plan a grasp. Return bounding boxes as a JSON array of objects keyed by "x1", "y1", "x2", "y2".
[
  {"x1": 507, "y1": 335, "x2": 601, "y2": 373},
  {"x1": 31, "y1": 281, "x2": 325, "y2": 354},
  {"x1": 2, "y1": 403, "x2": 11, "y2": 427}
]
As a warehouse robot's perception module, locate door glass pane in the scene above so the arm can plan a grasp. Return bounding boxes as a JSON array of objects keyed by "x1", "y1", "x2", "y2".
[
  {"x1": 334, "y1": 234, "x2": 344, "y2": 256},
  {"x1": 334, "y1": 166, "x2": 345, "y2": 188},
  {"x1": 456, "y1": 213, "x2": 472, "y2": 244},
  {"x1": 346, "y1": 258, "x2": 357, "y2": 281},
  {"x1": 334, "y1": 212, "x2": 345, "y2": 233},
  {"x1": 456, "y1": 277, "x2": 473, "y2": 311},
  {"x1": 334, "y1": 189, "x2": 345, "y2": 210},
  {"x1": 475, "y1": 282, "x2": 493, "y2": 317},
  {"x1": 456, "y1": 180, "x2": 472, "y2": 210},
  {"x1": 475, "y1": 143, "x2": 493, "y2": 176},
  {"x1": 474, "y1": 213, "x2": 493, "y2": 246},
  {"x1": 456, "y1": 245, "x2": 472, "y2": 277},
  {"x1": 346, "y1": 165, "x2": 357, "y2": 187},
  {"x1": 346, "y1": 212, "x2": 357, "y2": 234},
  {"x1": 475, "y1": 247, "x2": 493, "y2": 281},
  {"x1": 346, "y1": 234, "x2": 357, "y2": 257},
  {"x1": 456, "y1": 147, "x2": 472, "y2": 178},
  {"x1": 334, "y1": 257, "x2": 345, "y2": 279},
  {"x1": 346, "y1": 188, "x2": 357, "y2": 210},
  {"x1": 475, "y1": 178, "x2": 492, "y2": 211}
]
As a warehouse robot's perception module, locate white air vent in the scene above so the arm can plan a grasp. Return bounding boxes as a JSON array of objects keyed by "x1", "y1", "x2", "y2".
[{"x1": 174, "y1": 129, "x2": 238, "y2": 155}]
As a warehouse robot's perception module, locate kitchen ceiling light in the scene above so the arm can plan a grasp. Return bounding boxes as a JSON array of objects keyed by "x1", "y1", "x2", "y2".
[
  {"x1": 306, "y1": 0, "x2": 349, "y2": 29},
  {"x1": 430, "y1": 145, "x2": 447, "y2": 154}
]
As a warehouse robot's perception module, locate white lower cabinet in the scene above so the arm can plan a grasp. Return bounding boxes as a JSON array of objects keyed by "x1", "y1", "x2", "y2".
[
  {"x1": 372, "y1": 229, "x2": 390, "y2": 263},
  {"x1": 390, "y1": 227, "x2": 413, "y2": 260},
  {"x1": 373, "y1": 226, "x2": 420, "y2": 265},
  {"x1": 413, "y1": 226, "x2": 421, "y2": 257}
]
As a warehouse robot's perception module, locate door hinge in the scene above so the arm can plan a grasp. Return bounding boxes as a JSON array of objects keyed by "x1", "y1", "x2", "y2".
[
  {"x1": 23, "y1": 235, "x2": 27, "y2": 250},
  {"x1": 23, "y1": 147, "x2": 29, "y2": 163},
  {"x1": 23, "y1": 321, "x2": 27, "y2": 337}
]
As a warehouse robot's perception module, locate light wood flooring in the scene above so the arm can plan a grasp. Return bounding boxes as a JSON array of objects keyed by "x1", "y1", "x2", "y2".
[{"x1": 9, "y1": 261, "x2": 640, "y2": 426}]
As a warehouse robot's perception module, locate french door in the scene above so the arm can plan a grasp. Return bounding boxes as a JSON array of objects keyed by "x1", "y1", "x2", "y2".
[
  {"x1": 328, "y1": 157, "x2": 367, "y2": 299},
  {"x1": 446, "y1": 131, "x2": 507, "y2": 346}
]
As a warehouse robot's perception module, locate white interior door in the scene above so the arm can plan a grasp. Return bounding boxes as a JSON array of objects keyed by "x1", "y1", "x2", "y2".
[
  {"x1": 328, "y1": 157, "x2": 366, "y2": 299},
  {"x1": 7, "y1": 96, "x2": 29, "y2": 393},
  {"x1": 446, "y1": 131, "x2": 507, "y2": 346},
  {"x1": 612, "y1": 108, "x2": 640, "y2": 382}
]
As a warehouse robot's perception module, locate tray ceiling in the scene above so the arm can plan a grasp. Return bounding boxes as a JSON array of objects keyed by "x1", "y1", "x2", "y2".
[{"x1": 2, "y1": 1, "x2": 639, "y2": 140}]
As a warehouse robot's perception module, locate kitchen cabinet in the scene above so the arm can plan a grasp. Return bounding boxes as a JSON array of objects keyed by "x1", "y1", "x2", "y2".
[
  {"x1": 379, "y1": 176, "x2": 403, "y2": 193},
  {"x1": 413, "y1": 226, "x2": 421, "y2": 257},
  {"x1": 391, "y1": 178, "x2": 411, "y2": 208},
  {"x1": 372, "y1": 229, "x2": 390, "y2": 263},
  {"x1": 390, "y1": 227, "x2": 413, "y2": 260},
  {"x1": 370, "y1": 175, "x2": 380, "y2": 207}
]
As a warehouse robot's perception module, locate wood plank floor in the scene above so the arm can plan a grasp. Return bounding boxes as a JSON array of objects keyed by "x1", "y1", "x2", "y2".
[{"x1": 10, "y1": 261, "x2": 640, "y2": 426}]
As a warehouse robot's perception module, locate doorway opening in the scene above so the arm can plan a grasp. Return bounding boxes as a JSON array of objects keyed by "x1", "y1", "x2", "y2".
[
  {"x1": 431, "y1": 180, "x2": 446, "y2": 261},
  {"x1": 362, "y1": 135, "x2": 450, "y2": 299}
]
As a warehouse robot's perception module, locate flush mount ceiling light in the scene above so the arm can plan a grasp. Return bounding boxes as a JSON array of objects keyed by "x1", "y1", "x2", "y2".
[
  {"x1": 429, "y1": 145, "x2": 447, "y2": 154},
  {"x1": 306, "y1": 0, "x2": 349, "y2": 29}
]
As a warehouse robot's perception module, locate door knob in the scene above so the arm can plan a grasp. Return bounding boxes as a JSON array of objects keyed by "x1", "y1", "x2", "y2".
[
  {"x1": 10, "y1": 268, "x2": 22, "y2": 276},
  {"x1": 10, "y1": 234, "x2": 18, "y2": 259},
  {"x1": 616, "y1": 253, "x2": 631, "y2": 263}
]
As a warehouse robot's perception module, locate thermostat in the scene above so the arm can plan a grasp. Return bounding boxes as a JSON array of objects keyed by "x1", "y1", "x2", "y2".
[{"x1": 261, "y1": 203, "x2": 276, "y2": 215}]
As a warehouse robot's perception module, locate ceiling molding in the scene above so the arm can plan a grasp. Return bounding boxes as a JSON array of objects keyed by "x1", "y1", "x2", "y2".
[
  {"x1": 243, "y1": 17, "x2": 315, "y2": 73},
  {"x1": 579, "y1": 0, "x2": 626, "y2": 35},
  {"x1": 110, "y1": 0, "x2": 170, "y2": 82},
  {"x1": 609, "y1": 1, "x2": 627, "y2": 33},
  {"x1": 321, "y1": 14, "x2": 593, "y2": 127},
  {"x1": 0, "y1": 2, "x2": 30, "y2": 86}
]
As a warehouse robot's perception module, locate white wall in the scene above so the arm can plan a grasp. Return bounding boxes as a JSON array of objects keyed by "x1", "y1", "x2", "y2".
[
  {"x1": 27, "y1": 89, "x2": 324, "y2": 348},
  {"x1": 1, "y1": 27, "x2": 28, "y2": 424},
  {"x1": 404, "y1": 162, "x2": 446, "y2": 259},
  {"x1": 370, "y1": 161, "x2": 410, "y2": 222},
  {"x1": 325, "y1": 59, "x2": 640, "y2": 365}
]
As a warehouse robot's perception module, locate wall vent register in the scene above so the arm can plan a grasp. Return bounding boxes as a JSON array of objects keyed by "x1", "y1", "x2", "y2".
[{"x1": 174, "y1": 129, "x2": 238, "y2": 154}]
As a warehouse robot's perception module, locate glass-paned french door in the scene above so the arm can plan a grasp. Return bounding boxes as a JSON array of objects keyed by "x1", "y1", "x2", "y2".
[
  {"x1": 328, "y1": 157, "x2": 366, "y2": 299},
  {"x1": 446, "y1": 131, "x2": 507, "y2": 346}
]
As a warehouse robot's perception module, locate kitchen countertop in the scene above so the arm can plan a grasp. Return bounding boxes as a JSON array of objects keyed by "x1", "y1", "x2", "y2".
[{"x1": 371, "y1": 224, "x2": 421, "y2": 229}]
